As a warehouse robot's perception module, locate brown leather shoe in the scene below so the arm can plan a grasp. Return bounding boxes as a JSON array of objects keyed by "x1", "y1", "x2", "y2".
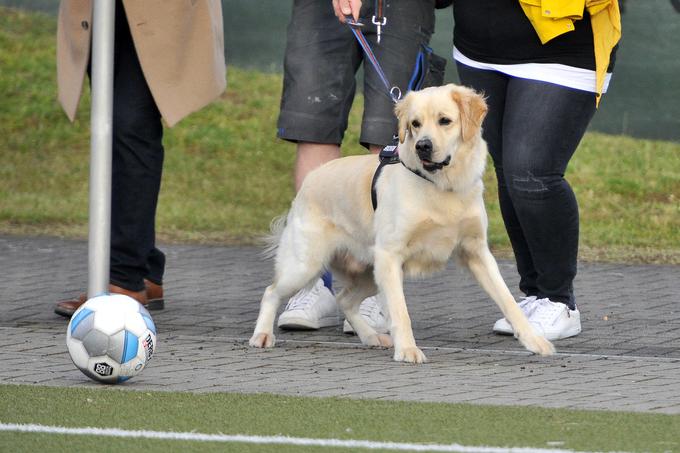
[{"x1": 55, "y1": 280, "x2": 165, "y2": 318}]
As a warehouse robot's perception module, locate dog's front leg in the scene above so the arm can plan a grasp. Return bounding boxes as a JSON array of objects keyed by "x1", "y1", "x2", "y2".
[
  {"x1": 462, "y1": 243, "x2": 555, "y2": 356},
  {"x1": 374, "y1": 248, "x2": 427, "y2": 364}
]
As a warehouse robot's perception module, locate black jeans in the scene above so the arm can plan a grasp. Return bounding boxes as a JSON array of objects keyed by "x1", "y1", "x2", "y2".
[
  {"x1": 108, "y1": 2, "x2": 165, "y2": 291},
  {"x1": 457, "y1": 63, "x2": 597, "y2": 308}
]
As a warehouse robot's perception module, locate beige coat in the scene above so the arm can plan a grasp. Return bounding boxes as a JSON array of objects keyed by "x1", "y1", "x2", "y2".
[{"x1": 57, "y1": 0, "x2": 227, "y2": 127}]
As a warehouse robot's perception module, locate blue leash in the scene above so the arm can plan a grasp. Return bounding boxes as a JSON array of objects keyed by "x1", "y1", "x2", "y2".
[
  {"x1": 346, "y1": 16, "x2": 437, "y2": 209},
  {"x1": 345, "y1": 16, "x2": 402, "y2": 103}
]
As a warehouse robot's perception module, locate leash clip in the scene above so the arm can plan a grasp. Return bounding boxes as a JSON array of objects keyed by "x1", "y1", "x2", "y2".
[{"x1": 371, "y1": 15, "x2": 387, "y2": 43}]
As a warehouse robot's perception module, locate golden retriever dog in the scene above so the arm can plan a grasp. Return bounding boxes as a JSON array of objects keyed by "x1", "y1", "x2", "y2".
[{"x1": 250, "y1": 84, "x2": 555, "y2": 363}]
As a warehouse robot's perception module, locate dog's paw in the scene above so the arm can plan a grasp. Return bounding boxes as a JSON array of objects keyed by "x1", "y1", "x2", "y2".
[
  {"x1": 364, "y1": 333, "x2": 393, "y2": 348},
  {"x1": 249, "y1": 332, "x2": 276, "y2": 348},
  {"x1": 520, "y1": 334, "x2": 555, "y2": 356},
  {"x1": 394, "y1": 346, "x2": 427, "y2": 364}
]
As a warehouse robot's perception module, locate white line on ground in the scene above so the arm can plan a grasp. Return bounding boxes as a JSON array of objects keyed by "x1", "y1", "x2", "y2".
[{"x1": 0, "y1": 422, "x2": 626, "y2": 453}]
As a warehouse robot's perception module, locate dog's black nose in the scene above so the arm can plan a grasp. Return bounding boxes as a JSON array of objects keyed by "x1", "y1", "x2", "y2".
[{"x1": 415, "y1": 139, "x2": 432, "y2": 160}]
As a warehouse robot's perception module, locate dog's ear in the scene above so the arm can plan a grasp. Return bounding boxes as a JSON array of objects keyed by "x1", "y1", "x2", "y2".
[
  {"x1": 451, "y1": 86, "x2": 488, "y2": 142},
  {"x1": 394, "y1": 93, "x2": 412, "y2": 143}
]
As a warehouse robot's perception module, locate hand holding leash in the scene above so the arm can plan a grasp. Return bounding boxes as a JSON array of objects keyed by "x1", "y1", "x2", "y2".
[{"x1": 332, "y1": 0, "x2": 362, "y2": 23}]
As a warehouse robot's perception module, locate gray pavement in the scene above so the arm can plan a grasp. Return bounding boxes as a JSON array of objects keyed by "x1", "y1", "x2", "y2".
[{"x1": 1, "y1": 235, "x2": 679, "y2": 414}]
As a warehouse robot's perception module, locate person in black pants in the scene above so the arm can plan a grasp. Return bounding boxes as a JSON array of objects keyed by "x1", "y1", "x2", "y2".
[
  {"x1": 55, "y1": 0, "x2": 226, "y2": 316},
  {"x1": 107, "y1": 3, "x2": 165, "y2": 304},
  {"x1": 451, "y1": 0, "x2": 621, "y2": 340}
]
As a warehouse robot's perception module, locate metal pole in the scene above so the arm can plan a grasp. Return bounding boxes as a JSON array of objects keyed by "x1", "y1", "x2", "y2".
[{"x1": 88, "y1": 0, "x2": 116, "y2": 298}]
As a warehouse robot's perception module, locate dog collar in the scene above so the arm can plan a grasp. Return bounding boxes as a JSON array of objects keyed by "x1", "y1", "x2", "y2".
[{"x1": 400, "y1": 161, "x2": 439, "y2": 185}]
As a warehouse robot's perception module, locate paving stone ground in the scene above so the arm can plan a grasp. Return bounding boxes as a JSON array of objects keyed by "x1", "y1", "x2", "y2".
[{"x1": 1, "y1": 235, "x2": 679, "y2": 414}]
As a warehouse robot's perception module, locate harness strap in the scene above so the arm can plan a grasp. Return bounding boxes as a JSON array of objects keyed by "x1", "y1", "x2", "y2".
[{"x1": 371, "y1": 144, "x2": 400, "y2": 210}]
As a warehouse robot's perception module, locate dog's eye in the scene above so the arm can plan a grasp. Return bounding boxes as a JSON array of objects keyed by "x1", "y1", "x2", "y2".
[
  {"x1": 438, "y1": 117, "x2": 452, "y2": 126},
  {"x1": 411, "y1": 120, "x2": 421, "y2": 129}
]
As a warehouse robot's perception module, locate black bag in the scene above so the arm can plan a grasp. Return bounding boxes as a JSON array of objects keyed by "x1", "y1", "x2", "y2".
[{"x1": 408, "y1": 44, "x2": 447, "y2": 91}]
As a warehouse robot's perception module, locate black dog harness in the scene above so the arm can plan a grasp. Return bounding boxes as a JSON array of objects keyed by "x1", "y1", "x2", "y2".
[{"x1": 370, "y1": 145, "x2": 401, "y2": 210}]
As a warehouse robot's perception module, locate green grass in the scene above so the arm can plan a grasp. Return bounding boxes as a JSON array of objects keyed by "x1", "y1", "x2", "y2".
[
  {"x1": 1, "y1": 384, "x2": 679, "y2": 452},
  {"x1": 1, "y1": 7, "x2": 679, "y2": 263}
]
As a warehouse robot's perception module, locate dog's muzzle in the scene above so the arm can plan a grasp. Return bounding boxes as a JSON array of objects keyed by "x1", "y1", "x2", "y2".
[
  {"x1": 422, "y1": 155, "x2": 451, "y2": 172},
  {"x1": 416, "y1": 139, "x2": 451, "y2": 172}
]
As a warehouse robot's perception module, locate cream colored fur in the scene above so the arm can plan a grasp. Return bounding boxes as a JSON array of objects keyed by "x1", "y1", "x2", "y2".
[{"x1": 250, "y1": 84, "x2": 555, "y2": 363}]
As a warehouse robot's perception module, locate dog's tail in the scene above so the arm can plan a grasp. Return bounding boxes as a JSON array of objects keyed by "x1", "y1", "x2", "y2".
[{"x1": 260, "y1": 212, "x2": 288, "y2": 260}]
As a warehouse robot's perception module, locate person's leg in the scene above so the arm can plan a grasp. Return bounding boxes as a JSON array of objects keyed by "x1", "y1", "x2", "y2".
[
  {"x1": 109, "y1": 2, "x2": 164, "y2": 293},
  {"x1": 53, "y1": 2, "x2": 164, "y2": 317},
  {"x1": 286, "y1": 141, "x2": 341, "y2": 327},
  {"x1": 276, "y1": 0, "x2": 362, "y2": 329},
  {"x1": 501, "y1": 78, "x2": 596, "y2": 308},
  {"x1": 457, "y1": 64, "x2": 590, "y2": 340},
  {"x1": 456, "y1": 63, "x2": 539, "y2": 295},
  {"x1": 277, "y1": 0, "x2": 360, "y2": 149},
  {"x1": 294, "y1": 144, "x2": 341, "y2": 191},
  {"x1": 483, "y1": 78, "x2": 596, "y2": 340},
  {"x1": 145, "y1": 248, "x2": 165, "y2": 287}
]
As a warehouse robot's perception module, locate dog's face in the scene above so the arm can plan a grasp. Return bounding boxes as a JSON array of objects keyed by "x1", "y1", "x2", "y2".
[{"x1": 395, "y1": 84, "x2": 488, "y2": 180}]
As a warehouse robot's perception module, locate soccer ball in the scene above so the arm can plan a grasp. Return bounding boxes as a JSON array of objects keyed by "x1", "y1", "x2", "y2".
[{"x1": 66, "y1": 294, "x2": 157, "y2": 384}]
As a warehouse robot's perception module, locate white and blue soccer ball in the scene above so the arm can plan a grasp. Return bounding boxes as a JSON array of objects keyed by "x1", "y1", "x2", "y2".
[{"x1": 66, "y1": 294, "x2": 157, "y2": 384}]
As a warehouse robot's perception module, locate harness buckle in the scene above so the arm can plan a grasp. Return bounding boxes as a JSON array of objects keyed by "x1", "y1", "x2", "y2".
[{"x1": 379, "y1": 135, "x2": 400, "y2": 161}]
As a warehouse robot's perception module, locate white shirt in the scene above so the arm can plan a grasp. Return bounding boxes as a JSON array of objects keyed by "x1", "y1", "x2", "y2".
[{"x1": 454, "y1": 47, "x2": 612, "y2": 94}]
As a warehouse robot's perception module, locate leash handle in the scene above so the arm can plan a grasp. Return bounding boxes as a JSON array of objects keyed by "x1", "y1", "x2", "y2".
[{"x1": 345, "y1": 16, "x2": 401, "y2": 103}]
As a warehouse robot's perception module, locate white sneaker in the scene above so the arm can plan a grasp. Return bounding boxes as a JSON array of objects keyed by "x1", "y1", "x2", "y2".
[
  {"x1": 342, "y1": 295, "x2": 390, "y2": 335},
  {"x1": 526, "y1": 298, "x2": 581, "y2": 340},
  {"x1": 493, "y1": 297, "x2": 581, "y2": 341},
  {"x1": 492, "y1": 296, "x2": 538, "y2": 334},
  {"x1": 277, "y1": 279, "x2": 339, "y2": 330}
]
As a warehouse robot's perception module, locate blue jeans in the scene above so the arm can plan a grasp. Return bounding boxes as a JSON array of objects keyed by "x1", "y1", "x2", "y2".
[{"x1": 457, "y1": 63, "x2": 597, "y2": 308}]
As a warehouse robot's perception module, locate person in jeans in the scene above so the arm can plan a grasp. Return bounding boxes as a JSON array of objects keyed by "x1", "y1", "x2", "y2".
[
  {"x1": 275, "y1": 0, "x2": 440, "y2": 333},
  {"x1": 451, "y1": 0, "x2": 621, "y2": 339},
  {"x1": 54, "y1": 0, "x2": 226, "y2": 317}
]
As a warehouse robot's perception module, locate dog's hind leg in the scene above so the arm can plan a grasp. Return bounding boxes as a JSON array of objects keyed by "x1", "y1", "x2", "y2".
[
  {"x1": 250, "y1": 269, "x2": 326, "y2": 348},
  {"x1": 250, "y1": 222, "x2": 331, "y2": 348},
  {"x1": 336, "y1": 273, "x2": 392, "y2": 348},
  {"x1": 250, "y1": 284, "x2": 283, "y2": 348}
]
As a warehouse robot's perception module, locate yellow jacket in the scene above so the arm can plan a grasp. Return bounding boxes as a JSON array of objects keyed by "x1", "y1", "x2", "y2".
[{"x1": 519, "y1": 0, "x2": 621, "y2": 105}]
